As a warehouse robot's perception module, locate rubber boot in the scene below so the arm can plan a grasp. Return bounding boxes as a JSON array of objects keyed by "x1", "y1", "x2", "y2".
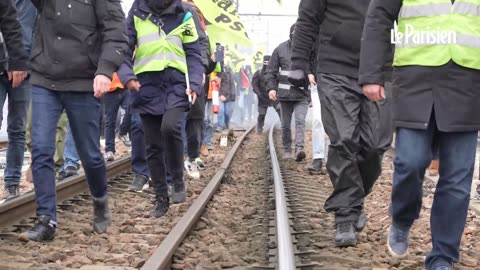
[
  {"x1": 428, "y1": 160, "x2": 439, "y2": 177},
  {"x1": 92, "y1": 194, "x2": 111, "y2": 233}
]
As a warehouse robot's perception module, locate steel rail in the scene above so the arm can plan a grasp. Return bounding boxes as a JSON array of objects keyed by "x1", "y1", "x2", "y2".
[
  {"x1": 142, "y1": 125, "x2": 255, "y2": 270},
  {"x1": 0, "y1": 156, "x2": 131, "y2": 228},
  {"x1": 268, "y1": 123, "x2": 296, "y2": 269}
]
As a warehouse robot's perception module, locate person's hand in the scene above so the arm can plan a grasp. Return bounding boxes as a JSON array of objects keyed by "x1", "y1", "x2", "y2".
[
  {"x1": 308, "y1": 74, "x2": 316, "y2": 85},
  {"x1": 186, "y1": 88, "x2": 197, "y2": 105},
  {"x1": 220, "y1": 95, "x2": 227, "y2": 102},
  {"x1": 362, "y1": 84, "x2": 385, "y2": 102},
  {"x1": 269, "y1": 90, "x2": 277, "y2": 101},
  {"x1": 211, "y1": 54, "x2": 216, "y2": 62},
  {"x1": 93, "y1": 74, "x2": 111, "y2": 97},
  {"x1": 8, "y1": 71, "x2": 27, "y2": 88},
  {"x1": 126, "y1": 79, "x2": 141, "y2": 91}
]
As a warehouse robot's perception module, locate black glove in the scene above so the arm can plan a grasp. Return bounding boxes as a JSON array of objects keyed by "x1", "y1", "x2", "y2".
[{"x1": 288, "y1": 69, "x2": 307, "y2": 87}]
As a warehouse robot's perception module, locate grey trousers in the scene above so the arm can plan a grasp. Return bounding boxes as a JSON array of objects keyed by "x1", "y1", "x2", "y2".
[
  {"x1": 280, "y1": 100, "x2": 309, "y2": 153},
  {"x1": 318, "y1": 73, "x2": 392, "y2": 224}
]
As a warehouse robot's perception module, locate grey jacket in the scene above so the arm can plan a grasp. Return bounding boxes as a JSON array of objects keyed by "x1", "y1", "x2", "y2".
[
  {"x1": 265, "y1": 40, "x2": 308, "y2": 102},
  {"x1": 29, "y1": 0, "x2": 128, "y2": 92}
]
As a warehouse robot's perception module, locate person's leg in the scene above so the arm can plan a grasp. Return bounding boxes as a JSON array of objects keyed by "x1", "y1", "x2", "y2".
[
  {"x1": 64, "y1": 92, "x2": 110, "y2": 233},
  {"x1": 388, "y1": 123, "x2": 435, "y2": 257},
  {"x1": 280, "y1": 101, "x2": 294, "y2": 158},
  {"x1": 425, "y1": 130, "x2": 477, "y2": 269},
  {"x1": 140, "y1": 113, "x2": 169, "y2": 217},
  {"x1": 162, "y1": 107, "x2": 187, "y2": 203},
  {"x1": 202, "y1": 99, "x2": 214, "y2": 148},
  {"x1": 0, "y1": 77, "x2": 27, "y2": 195},
  {"x1": 28, "y1": 86, "x2": 63, "y2": 234},
  {"x1": 224, "y1": 101, "x2": 234, "y2": 129},
  {"x1": 103, "y1": 91, "x2": 121, "y2": 160},
  {"x1": 293, "y1": 100, "x2": 308, "y2": 161},
  {"x1": 57, "y1": 122, "x2": 79, "y2": 180},
  {"x1": 54, "y1": 112, "x2": 68, "y2": 172},
  {"x1": 128, "y1": 112, "x2": 150, "y2": 192},
  {"x1": 257, "y1": 105, "x2": 268, "y2": 134},
  {"x1": 217, "y1": 102, "x2": 225, "y2": 130}
]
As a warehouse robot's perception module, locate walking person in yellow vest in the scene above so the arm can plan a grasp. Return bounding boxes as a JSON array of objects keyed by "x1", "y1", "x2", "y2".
[
  {"x1": 118, "y1": 0, "x2": 203, "y2": 218},
  {"x1": 359, "y1": 1, "x2": 480, "y2": 269}
]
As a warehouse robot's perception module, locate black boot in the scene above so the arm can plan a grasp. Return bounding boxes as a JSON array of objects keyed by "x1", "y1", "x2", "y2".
[
  {"x1": 150, "y1": 197, "x2": 169, "y2": 218},
  {"x1": 307, "y1": 159, "x2": 323, "y2": 175},
  {"x1": 335, "y1": 222, "x2": 357, "y2": 247},
  {"x1": 18, "y1": 216, "x2": 56, "y2": 243},
  {"x1": 92, "y1": 195, "x2": 111, "y2": 233},
  {"x1": 172, "y1": 182, "x2": 186, "y2": 204}
]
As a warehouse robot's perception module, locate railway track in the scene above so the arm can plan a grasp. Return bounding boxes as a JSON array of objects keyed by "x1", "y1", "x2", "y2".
[
  {"x1": 0, "y1": 128, "x2": 253, "y2": 269},
  {"x1": 1, "y1": 125, "x2": 479, "y2": 269}
]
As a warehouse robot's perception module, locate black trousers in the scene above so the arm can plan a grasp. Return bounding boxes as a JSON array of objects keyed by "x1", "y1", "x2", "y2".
[
  {"x1": 140, "y1": 107, "x2": 185, "y2": 199},
  {"x1": 318, "y1": 73, "x2": 392, "y2": 225},
  {"x1": 186, "y1": 118, "x2": 203, "y2": 160}
]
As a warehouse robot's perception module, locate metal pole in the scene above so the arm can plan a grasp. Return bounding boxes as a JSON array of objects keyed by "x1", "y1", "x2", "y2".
[{"x1": 269, "y1": 125, "x2": 296, "y2": 270}]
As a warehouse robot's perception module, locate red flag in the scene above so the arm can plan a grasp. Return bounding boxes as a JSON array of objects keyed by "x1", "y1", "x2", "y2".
[{"x1": 241, "y1": 69, "x2": 250, "y2": 89}]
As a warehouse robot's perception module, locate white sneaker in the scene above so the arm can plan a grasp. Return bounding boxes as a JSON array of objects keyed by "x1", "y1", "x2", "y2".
[
  {"x1": 184, "y1": 160, "x2": 200, "y2": 179},
  {"x1": 104, "y1": 151, "x2": 115, "y2": 162}
]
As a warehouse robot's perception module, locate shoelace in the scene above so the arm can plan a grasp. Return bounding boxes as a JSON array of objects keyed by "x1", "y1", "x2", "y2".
[
  {"x1": 394, "y1": 226, "x2": 408, "y2": 242},
  {"x1": 338, "y1": 223, "x2": 353, "y2": 234}
]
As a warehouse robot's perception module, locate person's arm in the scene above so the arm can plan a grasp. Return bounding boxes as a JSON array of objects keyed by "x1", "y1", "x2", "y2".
[
  {"x1": 185, "y1": 4, "x2": 209, "y2": 71},
  {"x1": 0, "y1": 0, "x2": 28, "y2": 71},
  {"x1": 359, "y1": 0, "x2": 401, "y2": 86},
  {"x1": 94, "y1": 0, "x2": 128, "y2": 79},
  {"x1": 359, "y1": 0, "x2": 402, "y2": 102},
  {"x1": 182, "y1": 16, "x2": 203, "y2": 96},
  {"x1": 117, "y1": 10, "x2": 139, "y2": 89},
  {"x1": 290, "y1": 0, "x2": 326, "y2": 73}
]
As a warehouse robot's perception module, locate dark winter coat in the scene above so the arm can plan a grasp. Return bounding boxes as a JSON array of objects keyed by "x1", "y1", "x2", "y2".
[
  {"x1": 291, "y1": 0, "x2": 392, "y2": 80},
  {"x1": 219, "y1": 67, "x2": 236, "y2": 102},
  {"x1": 264, "y1": 40, "x2": 308, "y2": 101},
  {"x1": 0, "y1": 0, "x2": 28, "y2": 72},
  {"x1": 359, "y1": 0, "x2": 480, "y2": 132},
  {"x1": 29, "y1": 0, "x2": 128, "y2": 91},
  {"x1": 253, "y1": 68, "x2": 278, "y2": 107},
  {"x1": 117, "y1": 0, "x2": 203, "y2": 116}
]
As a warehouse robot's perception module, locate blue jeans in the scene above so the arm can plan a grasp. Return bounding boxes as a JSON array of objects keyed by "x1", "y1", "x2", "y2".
[
  {"x1": 60, "y1": 122, "x2": 80, "y2": 171},
  {"x1": 103, "y1": 90, "x2": 129, "y2": 153},
  {"x1": 31, "y1": 86, "x2": 107, "y2": 222},
  {"x1": 202, "y1": 100, "x2": 214, "y2": 146},
  {"x1": 130, "y1": 112, "x2": 149, "y2": 177},
  {"x1": 217, "y1": 101, "x2": 233, "y2": 129},
  {"x1": 0, "y1": 76, "x2": 31, "y2": 187},
  {"x1": 391, "y1": 115, "x2": 477, "y2": 269}
]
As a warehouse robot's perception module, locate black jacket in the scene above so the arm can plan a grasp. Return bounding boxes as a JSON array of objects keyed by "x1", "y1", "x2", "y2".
[
  {"x1": 29, "y1": 0, "x2": 128, "y2": 92},
  {"x1": 253, "y1": 68, "x2": 278, "y2": 107},
  {"x1": 265, "y1": 40, "x2": 308, "y2": 101},
  {"x1": 0, "y1": 0, "x2": 28, "y2": 71},
  {"x1": 359, "y1": 0, "x2": 480, "y2": 132},
  {"x1": 219, "y1": 67, "x2": 236, "y2": 102},
  {"x1": 291, "y1": 0, "x2": 371, "y2": 79}
]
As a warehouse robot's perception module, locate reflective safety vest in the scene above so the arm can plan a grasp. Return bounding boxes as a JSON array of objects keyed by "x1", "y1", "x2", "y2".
[
  {"x1": 133, "y1": 12, "x2": 198, "y2": 75},
  {"x1": 394, "y1": 0, "x2": 480, "y2": 70}
]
